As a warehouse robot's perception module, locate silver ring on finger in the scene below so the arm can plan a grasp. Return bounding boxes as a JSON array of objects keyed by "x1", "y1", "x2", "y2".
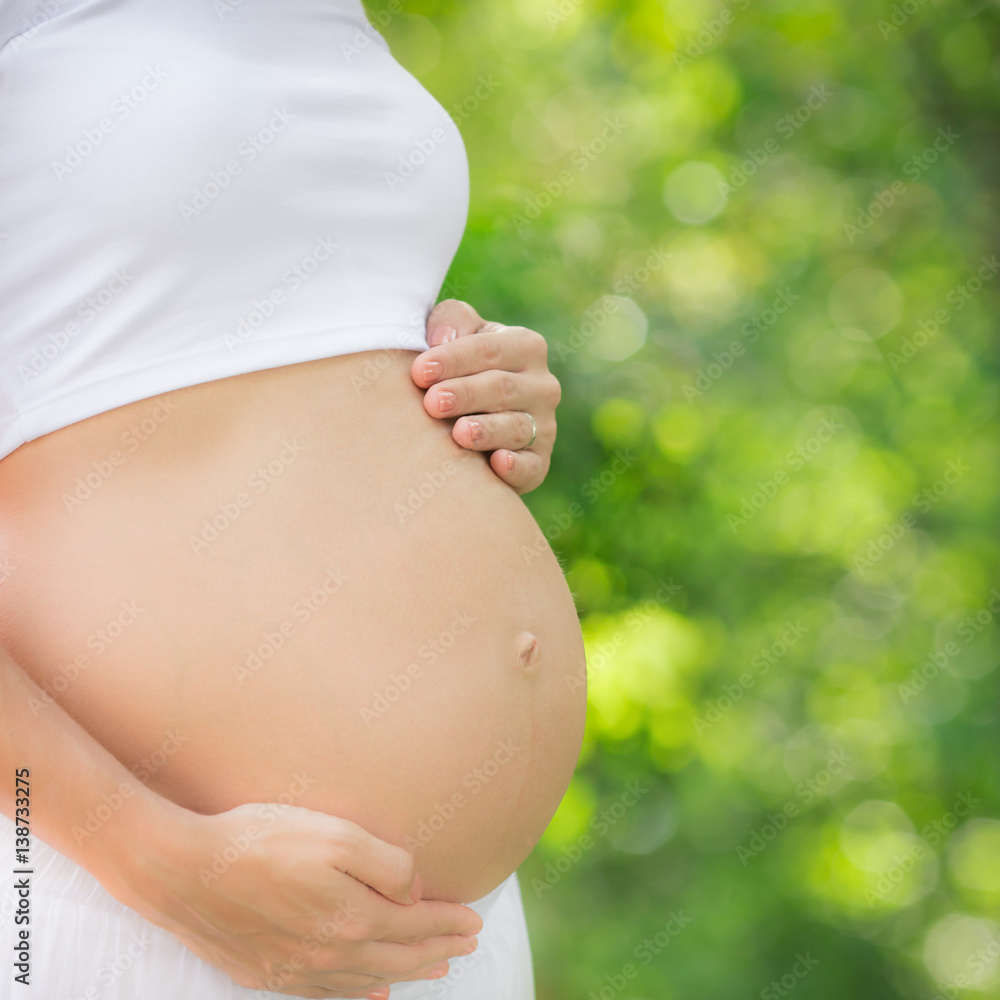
[{"x1": 523, "y1": 412, "x2": 537, "y2": 449}]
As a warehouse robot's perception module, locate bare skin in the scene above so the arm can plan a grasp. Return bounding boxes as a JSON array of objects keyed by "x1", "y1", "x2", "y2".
[
  {"x1": 0, "y1": 303, "x2": 585, "y2": 998},
  {"x1": 0, "y1": 677, "x2": 483, "y2": 1000}
]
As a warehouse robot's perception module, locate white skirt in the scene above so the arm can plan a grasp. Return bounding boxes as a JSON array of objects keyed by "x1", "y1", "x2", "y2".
[{"x1": 0, "y1": 814, "x2": 534, "y2": 1000}]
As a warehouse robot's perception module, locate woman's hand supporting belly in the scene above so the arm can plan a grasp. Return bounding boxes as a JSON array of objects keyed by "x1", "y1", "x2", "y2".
[
  {"x1": 0, "y1": 641, "x2": 484, "y2": 998},
  {"x1": 0, "y1": 350, "x2": 587, "y2": 905}
]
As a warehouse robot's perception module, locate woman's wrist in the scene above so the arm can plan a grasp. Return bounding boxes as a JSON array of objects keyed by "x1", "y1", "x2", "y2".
[{"x1": 90, "y1": 783, "x2": 204, "y2": 926}]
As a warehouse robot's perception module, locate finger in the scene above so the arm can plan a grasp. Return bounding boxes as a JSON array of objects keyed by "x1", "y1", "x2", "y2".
[
  {"x1": 423, "y1": 369, "x2": 538, "y2": 421},
  {"x1": 370, "y1": 895, "x2": 483, "y2": 943},
  {"x1": 490, "y1": 448, "x2": 548, "y2": 495},
  {"x1": 409, "y1": 959, "x2": 452, "y2": 982},
  {"x1": 270, "y1": 954, "x2": 452, "y2": 1000},
  {"x1": 317, "y1": 815, "x2": 419, "y2": 905},
  {"x1": 362, "y1": 955, "x2": 451, "y2": 987},
  {"x1": 270, "y1": 968, "x2": 395, "y2": 999},
  {"x1": 275, "y1": 985, "x2": 386, "y2": 999},
  {"x1": 412, "y1": 328, "x2": 544, "y2": 389},
  {"x1": 355, "y1": 935, "x2": 479, "y2": 981},
  {"x1": 190, "y1": 944, "x2": 381, "y2": 1000},
  {"x1": 285, "y1": 935, "x2": 476, "y2": 989},
  {"x1": 453, "y1": 411, "x2": 542, "y2": 453},
  {"x1": 273, "y1": 986, "x2": 381, "y2": 999},
  {"x1": 424, "y1": 298, "x2": 484, "y2": 347},
  {"x1": 177, "y1": 929, "x2": 395, "y2": 1000}
]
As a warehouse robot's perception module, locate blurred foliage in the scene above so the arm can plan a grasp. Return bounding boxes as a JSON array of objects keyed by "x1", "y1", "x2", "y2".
[{"x1": 371, "y1": 0, "x2": 1000, "y2": 997}]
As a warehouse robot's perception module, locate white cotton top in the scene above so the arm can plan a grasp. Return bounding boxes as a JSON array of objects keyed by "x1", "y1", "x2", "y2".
[{"x1": 0, "y1": 0, "x2": 469, "y2": 460}]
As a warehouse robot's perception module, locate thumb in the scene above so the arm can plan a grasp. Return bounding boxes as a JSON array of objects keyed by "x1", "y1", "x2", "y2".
[
  {"x1": 425, "y1": 298, "x2": 482, "y2": 346},
  {"x1": 324, "y1": 816, "x2": 421, "y2": 905}
]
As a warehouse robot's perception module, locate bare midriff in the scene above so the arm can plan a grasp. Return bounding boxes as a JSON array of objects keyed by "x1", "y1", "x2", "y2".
[{"x1": 0, "y1": 351, "x2": 587, "y2": 902}]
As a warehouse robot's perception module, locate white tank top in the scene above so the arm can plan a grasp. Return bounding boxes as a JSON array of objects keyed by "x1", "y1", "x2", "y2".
[{"x1": 0, "y1": 0, "x2": 469, "y2": 460}]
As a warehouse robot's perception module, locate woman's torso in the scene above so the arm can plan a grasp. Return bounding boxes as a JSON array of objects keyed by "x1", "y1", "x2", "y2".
[
  {"x1": 0, "y1": 351, "x2": 588, "y2": 902},
  {"x1": 0, "y1": 0, "x2": 587, "y2": 903}
]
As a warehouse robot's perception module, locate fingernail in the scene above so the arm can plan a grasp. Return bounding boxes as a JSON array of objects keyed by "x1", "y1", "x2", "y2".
[
  {"x1": 436, "y1": 325, "x2": 457, "y2": 344},
  {"x1": 427, "y1": 964, "x2": 449, "y2": 980},
  {"x1": 506, "y1": 451, "x2": 514, "y2": 472},
  {"x1": 438, "y1": 390, "x2": 456, "y2": 414},
  {"x1": 461, "y1": 938, "x2": 478, "y2": 955},
  {"x1": 468, "y1": 419, "x2": 483, "y2": 442},
  {"x1": 423, "y1": 360, "x2": 443, "y2": 382}
]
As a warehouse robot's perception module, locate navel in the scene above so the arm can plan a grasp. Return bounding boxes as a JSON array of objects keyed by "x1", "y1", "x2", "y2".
[{"x1": 515, "y1": 630, "x2": 540, "y2": 673}]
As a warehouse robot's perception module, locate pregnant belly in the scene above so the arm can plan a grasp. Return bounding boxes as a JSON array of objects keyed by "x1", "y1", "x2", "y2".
[{"x1": 0, "y1": 351, "x2": 587, "y2": 902}]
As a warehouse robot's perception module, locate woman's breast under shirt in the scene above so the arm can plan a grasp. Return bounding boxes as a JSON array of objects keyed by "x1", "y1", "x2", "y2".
[{"x1": 0, "y1": 0, "x2": 470, "y2": 460}]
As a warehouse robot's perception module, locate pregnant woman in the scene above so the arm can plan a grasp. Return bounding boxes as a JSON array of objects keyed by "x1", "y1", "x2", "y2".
[{"x1": 0, "y1": 2, "x2": 587, "y2": 998}]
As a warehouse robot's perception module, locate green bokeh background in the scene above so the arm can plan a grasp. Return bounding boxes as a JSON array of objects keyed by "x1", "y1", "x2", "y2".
[{"x1": 370, "y1": 1, "x2": 1000, "y2": 996}]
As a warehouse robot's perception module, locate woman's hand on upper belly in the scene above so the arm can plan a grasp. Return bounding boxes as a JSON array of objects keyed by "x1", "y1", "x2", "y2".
[
  {"x1": 411, "y1": 299, "x2": 561, "y2": 495},
  {"x1": 121, "y1": 801, "x2": 482, "y2": 999}
]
